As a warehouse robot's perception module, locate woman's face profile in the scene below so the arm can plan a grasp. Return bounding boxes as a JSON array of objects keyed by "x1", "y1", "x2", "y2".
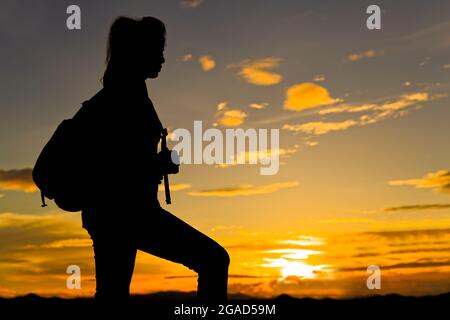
[{"x1": 141, "y1": 40, "x2": 165, "y2": 79}]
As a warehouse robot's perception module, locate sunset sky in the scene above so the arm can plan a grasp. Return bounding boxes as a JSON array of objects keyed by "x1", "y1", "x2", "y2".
[{"x1": 1, "y1": 0, "x2": 450, "y2": 298}]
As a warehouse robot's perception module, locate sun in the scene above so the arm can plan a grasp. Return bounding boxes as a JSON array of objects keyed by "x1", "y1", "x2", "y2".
[{"x1": 280, "y1": 261, "x2": 323, "y2": 279}]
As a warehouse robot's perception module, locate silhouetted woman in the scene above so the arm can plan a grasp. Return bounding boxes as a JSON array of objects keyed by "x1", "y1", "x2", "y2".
[{"x1": 76, "y1": 16, "x2": 229, "y2": 304}]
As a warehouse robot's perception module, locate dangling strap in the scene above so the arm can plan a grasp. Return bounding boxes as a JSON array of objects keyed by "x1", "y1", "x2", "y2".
[
  {"x1": 161, "y1": 128, "x2": 171, "y2": 205},
  {"x1": 40, "y1": 191, "x2": 48, "y2": 208}
]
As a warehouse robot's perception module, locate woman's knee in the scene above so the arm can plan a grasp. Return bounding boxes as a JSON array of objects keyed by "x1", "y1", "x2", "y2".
[{"x1": 209, "y1": 243, "x2": 230, "y2": 269}]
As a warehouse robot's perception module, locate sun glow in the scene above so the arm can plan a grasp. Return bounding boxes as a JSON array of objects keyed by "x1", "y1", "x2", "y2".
[
  {"x1": 263, "y1": 258, "x2": 328, "y2": 279},
  {"x1": 263, "y1": 247, "x2": 329, "y2": 279}
]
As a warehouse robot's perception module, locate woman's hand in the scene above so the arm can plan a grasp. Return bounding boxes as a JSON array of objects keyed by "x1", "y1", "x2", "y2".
[{"x1": 157, "y1": 149, "x2": 180, "y2": 175}]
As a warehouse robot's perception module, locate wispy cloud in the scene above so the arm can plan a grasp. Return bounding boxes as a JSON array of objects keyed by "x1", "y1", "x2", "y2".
[
  {"x1": 214, "y1": 102, "x2": 247, "y2": 127},
  {"x1": 0, "y1": 212, "x2": 93, "y2": 297},
  {"x1": 234, "y1": 58, "x2": 282, "y2": 86},
  {"x1": 27, "y1": 238, "x2": 92, "y2": 249},
  {"x1": 0, "y1": 212, "x2": 79, "y2": 231},
  {"x1": 356, "y1": 93, "x2": 429, "y2": 125},
  {"x1": 361, "y1": 228, "x2": 450, "y2": 240},
  {"x1": 188, "y1": 181, "x2": 299, "y2": 197},
  {"x1": 198, "y1": 55, "x2": 216, "y2": 72},
  {"x1": 211, "y1": 225, "x2": 243, "y2": 232},
  {"x1": 383, "y1": 203, "x2": 450, "y2": 212},
  {"x1": 284, "y1": 83, "x2": 340, "y2": 112},
  {"x1": 347, "y1": 49, "x2": 377, "y2": 62},
  {"x1": 341, "y1": 259, "x2": 450, "y2": 272},
  {"x1": 284, "y1": 92, "x2": 432, "y2": 137},
  {"x1": 281, "y1": 235, "x2": 325, "y2": 247},
  {"x1": 181, "y1": 53, "x2": 193, "y2": 62},
  {"x1": 304, "y1": 140, "x2": 319, "y2": 147},
  {"x1": 384, "y1": 204, "x2": 450, "y2": 212},
  {"x1": 158, "y1": 183, "x2": 192, "y2": 192},
  {"x1": 249, "y1": 102, "x2": 268, "y2": 110},
  {"x1": 180, "y1": 0, "x2": 204, "y2": 9},
  {"x1": 320, "y1": 93, "x2": 429, "y2": 116},
  {"x1": 217, "y1": 146, "x2": 299, "y2": 168},
  {"x1": 389, "y1": 170, "x2": 450, "y2": 194},
  {"x1": 283, "y1": 120, "x2": 356, "y2": 135},
  {"x1": 312, "y1": 74, "x2": 325, "y2": 82},
  {"x1": 0, "y1": 169, "x2": 36, "y2": 192},
  {"x1": 399, "y1": 20, "x2": 450, "y2": 41}
]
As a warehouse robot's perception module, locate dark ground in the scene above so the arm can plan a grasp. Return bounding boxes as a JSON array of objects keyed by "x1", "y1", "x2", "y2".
[{"x1": 0, "y1": 291, "x2": 448, "y2": 319}]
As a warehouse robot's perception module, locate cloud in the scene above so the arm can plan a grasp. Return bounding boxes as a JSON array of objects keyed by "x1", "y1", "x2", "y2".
[
  {"x1": 198, "y1": 55, "x2": 216, "y2": 72},
  {"x1": 313, "y1": 74, "x2": 325, "y2": 82},
  {"x1": 320, "y1": 93, "x2": 429, "y2": 116},
  {"x1": 389, "y1": 170, "x2": 450, "y2": 194},
  {"x1": 348, "y1": 49, "x2": 376, "y2": 61},
  {"x1": 0, "y1": 168, "x2": 37, "y2": 192},
  {"x1": 316, "y1": 217, "x2": 376, "y2": 225},
  {"x1": 0, "y1": 212, "x2": 87, "y2": 253},
  {"x1": 305, "y1": 141, "x2": 319, "y2": 147},
  {"x1": 282, "y1": 92, "x2": 432, "y2": 137},
  {"x1": 180, "y1": 0, "x2": 204, "y2": 8},
  {"x1": 0, "y1": 211, "x2": 95, "y2": 297},
  {"x1": 217, "y1": 146, "x2": 299, "y2": 168},
  {"x1": 384, "y1": 204, "x2": 450, "y2": 212},
  {"x1": 0, "y1": 212, "x2": 79, "y2": 231},
  {"x1": 236, "y1": 58, "x2": 282, "y2": 86},
  {"x1": 214, "y1": 102, "x2": 247, "y2": 127},
  {"x1": 389, "y1": 247, "x2": 450, "y2": 255},
  {"x1": 284, "y1": 83, "x2": 340, "y2": 112},
  {"x1": 181, "y1": 53, "x2": 193, "y2": 62},
  {"x1": 260, "y1": 91, "x2": 437, "y2": 128},
  {"x1": 166, "y1": 274, "x2": 269, "y2": 279},
  {"x1": 399, "y1": 21, "x2": 450, "y2": 41},
  {"x1": 359, "y1": 92, "x2": 429, "y2": 125},
  {"x1": 249, "y1": 102, "x2": 268, "y2": 110},
  {"x1": 222, "y1": 227, "x2": 450, "y2": 298},
  {"x1": 158, "y1": 183, "x2": 192, "y2": 192},
  {"x1": 283, "y1": 120, "x2": 357, "y2": 135},
  {"x1": 211, "y1": 225, "x2": 243, "y2": 232},
  {"x1": 319, "y1": 104, "x2": 378, "y2": 115},
  {"x1": 341, "y1": 259, "x2": 450, "y2": 272},
  {"x1": 188, "y1": 181, "x2": 299, "y2": 197},
  {"x1": 27, "y1": 238, "x2": 92, "y2": 249},
  {"x1": 282, "y1": 235, "x2": 325, "y2": 247},
  {"x1": 360, "y1": 228, "x2": 450, "y2": 240}
]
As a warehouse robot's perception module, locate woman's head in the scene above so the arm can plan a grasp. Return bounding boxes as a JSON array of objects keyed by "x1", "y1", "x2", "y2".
[{"x1": 106, "y1": 16, "x2": 166, "y2": 80}]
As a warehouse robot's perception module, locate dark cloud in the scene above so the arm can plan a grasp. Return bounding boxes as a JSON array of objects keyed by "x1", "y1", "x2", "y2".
[
  {"x1": 188, "y1": 182, "x2": 299, "y2": 197},
  {"x1": 390, "y1": 247, "x2": 450, "y2": 255},
  {"x1": 340, "y1": 259, "x2": 450, "y2": 272},
  {"x1": 361, "y1": 228, "x2": 450, "y2": 240},
  {"x1": 0, "y1": 258, "x2": 29, "y2": 264},
  {"x1": 384, "y1": 204, "x2": 450, "y2": 212},
  {"x1": 0, "y1": 168, "x2": 36, "y2": 192},
  {"x1": 165, "y1": 274, "x2": 274, "y2": 280},
  {"x1": 349, "y1": 247, "x2": 450, "y2": 259}
]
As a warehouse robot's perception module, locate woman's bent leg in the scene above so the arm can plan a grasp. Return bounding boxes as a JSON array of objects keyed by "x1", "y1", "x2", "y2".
[{"x1": 134, "y1": 208, "x2": 230, "y2": 301}]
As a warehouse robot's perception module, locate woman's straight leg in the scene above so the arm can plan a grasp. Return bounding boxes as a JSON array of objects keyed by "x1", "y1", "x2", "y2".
[{"x1": 89, "y1": 229, "x2": 137, "y2": 304}]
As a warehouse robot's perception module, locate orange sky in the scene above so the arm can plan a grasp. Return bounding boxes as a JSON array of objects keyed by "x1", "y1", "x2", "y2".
[{"x1": 1, "y1": 0, "x2": 450, "y2": 298}]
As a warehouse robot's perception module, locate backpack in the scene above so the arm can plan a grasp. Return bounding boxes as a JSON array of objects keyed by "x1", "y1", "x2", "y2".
[{"x1": 32, "y1": 102, "x2": 93, "y2": 212}]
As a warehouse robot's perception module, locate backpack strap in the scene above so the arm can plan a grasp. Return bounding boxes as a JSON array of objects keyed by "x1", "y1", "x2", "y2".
[{"x1": 40, "y1": 191, "x2": 48, "y2": 207}]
